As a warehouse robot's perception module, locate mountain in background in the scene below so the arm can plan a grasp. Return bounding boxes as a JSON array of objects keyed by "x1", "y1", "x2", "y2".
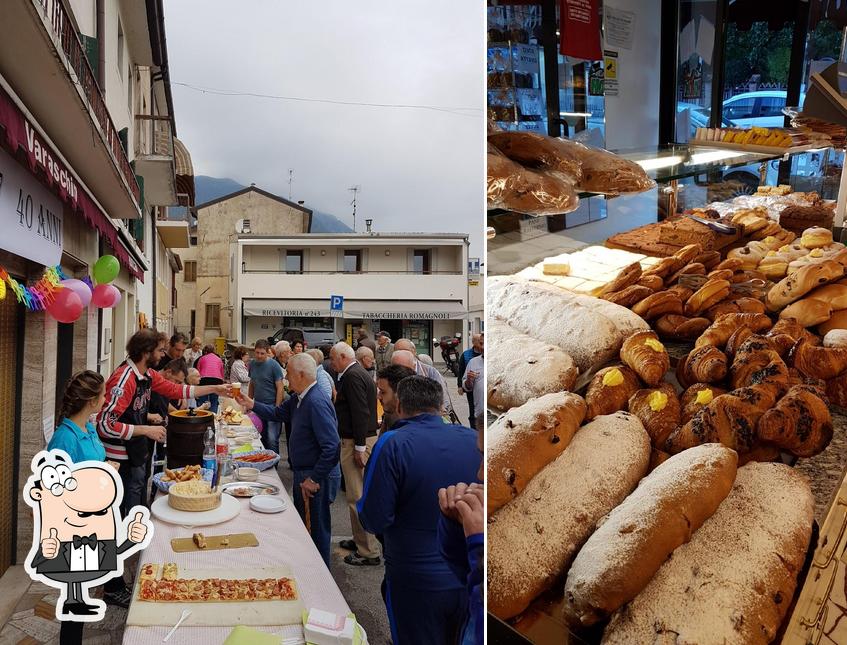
[{"x1": 189, "y1": 175, "x2": 353, "y2": 233}]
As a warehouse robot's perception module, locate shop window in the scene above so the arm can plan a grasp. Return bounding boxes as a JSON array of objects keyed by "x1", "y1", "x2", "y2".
[
  {"x1": 184, "y1": 261, "x2": 196, "y2": 282},
  {"x1": 285, "y1": 250, "x2": 303, "y2": 274},
  {"x1": 205, "y1": 304, "x2": 220, "y2": 329},
  {"x1": 343, "y1": 250, "x2": 361, "y2": 273},
  {"x1": 412, "y1": 250, "x2": 431, "y2": 274}
]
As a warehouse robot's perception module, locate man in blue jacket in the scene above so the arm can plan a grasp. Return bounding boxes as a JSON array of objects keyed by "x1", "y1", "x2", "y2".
[
  {"x1": 357, "y1": 376, "x2": 480, "y2": 644},
  {"x1": 236, "y1": 354, "x2": 340, "y2": 567}
]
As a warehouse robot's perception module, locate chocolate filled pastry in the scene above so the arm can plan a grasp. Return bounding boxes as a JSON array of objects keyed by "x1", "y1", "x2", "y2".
[
  {"x1": 758, "y1": 384, "x2": 833, "y2": 457},
  {"x1": 677, "y1": 345, "x2": 728, "y2": 388},
  {"x1": 730, "y1": 335, "x2": 790, "y2": 395}
]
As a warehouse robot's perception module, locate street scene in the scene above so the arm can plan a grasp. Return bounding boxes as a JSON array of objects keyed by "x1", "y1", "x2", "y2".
[{"x1": 0, "y1": 1, "x2": 483, "y2": 644}]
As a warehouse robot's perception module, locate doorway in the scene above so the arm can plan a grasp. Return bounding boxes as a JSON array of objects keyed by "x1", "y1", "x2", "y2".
[
  {"x1": 0, "y1": 287, "x2": 21, "y2": 575},
  {"x1": 55, "y1": 322, "x2": 75, "y2": 420}
]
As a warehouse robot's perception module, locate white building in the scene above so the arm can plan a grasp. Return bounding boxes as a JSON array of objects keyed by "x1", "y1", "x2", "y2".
[
  {"x1": 0, "y1": 0, "x2": 188, "y2": 573},
  {"x1": 231, "y1": 232, "x2": 470, "y2": 357}
]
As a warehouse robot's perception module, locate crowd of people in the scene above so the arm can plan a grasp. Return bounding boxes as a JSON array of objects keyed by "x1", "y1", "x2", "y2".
[{"x1": 46, "y1": 325, "x2": 484, "y2": 644}]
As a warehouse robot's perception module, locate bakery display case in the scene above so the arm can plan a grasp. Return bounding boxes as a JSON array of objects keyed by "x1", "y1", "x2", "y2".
[{"x1": 487, "y1": 128, "x2": 847, "y2": 644}]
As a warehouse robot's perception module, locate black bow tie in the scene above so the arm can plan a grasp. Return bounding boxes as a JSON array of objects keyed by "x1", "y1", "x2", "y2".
[{"x1": 73, "y1": 534, "x2": 97, "y2": 549}]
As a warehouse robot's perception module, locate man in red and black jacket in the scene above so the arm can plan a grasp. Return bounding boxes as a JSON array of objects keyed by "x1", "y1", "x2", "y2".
[{"x1": 97, "y1": 329, "x2": 229, "y2": 512}]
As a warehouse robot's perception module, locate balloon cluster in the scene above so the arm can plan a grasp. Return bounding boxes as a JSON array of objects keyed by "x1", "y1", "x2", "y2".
[{"x1": 0, "y1": 255, "x2": 125, "y2": 324}]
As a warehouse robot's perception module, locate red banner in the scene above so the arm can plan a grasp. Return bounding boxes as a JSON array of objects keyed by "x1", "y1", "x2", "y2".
[
  {"x1": 560, "y1": 0, "x2": 602, "y2": 61},
  {"x1": 0, "y1": 85, "x2": 143, "y2": 280}
]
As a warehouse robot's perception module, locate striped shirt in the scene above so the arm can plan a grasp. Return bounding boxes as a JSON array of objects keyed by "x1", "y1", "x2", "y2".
[{"x1": 96, "y1": 359, "x2": 195, "y2": 460}]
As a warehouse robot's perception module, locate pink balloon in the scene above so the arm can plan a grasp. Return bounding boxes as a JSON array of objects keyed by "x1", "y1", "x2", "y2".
[
  {"x1": 92, "y1": 283, "x2": 115, "y2": 308},
  {"x1": 107, "y1": 285, "x2": 121, "y2": 306},
  {"x1": 60, "y1": 279, "x2": 92, "y2": 307},
  {"x1": 48, "y1": 288, "x2": 84, "y2": 323}
]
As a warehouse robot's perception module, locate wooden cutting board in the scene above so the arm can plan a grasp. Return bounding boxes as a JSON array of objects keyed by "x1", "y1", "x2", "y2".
[
  {"x1": 171, "y1": 532, "x2": 259, "y2": 552},
  {"x1": 126, "y1": 565, "x2": 304, "y2": 627}
]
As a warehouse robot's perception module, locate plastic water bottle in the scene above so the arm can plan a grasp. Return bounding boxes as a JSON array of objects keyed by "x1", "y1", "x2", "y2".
[
  {"x1": 215, "y1": 419, "x2": 229, "y2": 461},
  {"x1": 202, "y1": 427, "x2": 216, "y2": 473}
]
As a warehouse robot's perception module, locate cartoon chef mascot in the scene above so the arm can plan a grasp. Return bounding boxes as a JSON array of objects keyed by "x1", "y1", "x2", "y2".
[{"x1": 23, "y1": 449, "x2": 153, "y2": 621}]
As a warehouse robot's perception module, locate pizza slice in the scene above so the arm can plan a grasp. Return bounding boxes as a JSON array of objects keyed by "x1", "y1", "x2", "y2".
[
  {"x1": 162, "y1": 562, "x2": 179, "y2": 580},
  {"x1": 139, "y1": 563, "x2": 159, "y2": 581}
]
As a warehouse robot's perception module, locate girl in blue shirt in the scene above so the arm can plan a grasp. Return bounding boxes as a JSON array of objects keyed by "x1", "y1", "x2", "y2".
[
  {"x1": 48, "y1": 370, "x2": 107, "y2": 463},
  {"x1": 48, "y1": 369, "x2": 131, "y2": 634}
]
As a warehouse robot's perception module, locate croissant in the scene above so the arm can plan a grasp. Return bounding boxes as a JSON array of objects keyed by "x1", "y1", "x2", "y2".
[
  {"x1": 729, "y1": 335, "x2": 790, "y2": 395},
  {"x1": 654, "y1": 314, "x2": 710, "y2": 341},
  {"x1": 627, "y1": 382, "x2": 681, "y2": 448},
  {"x1": 677, "y1": 345, "x2": 728, "y2": 388},
  {"x1": 694, "y1": 312, "x2": 773, "y2": 350},
  {"x1": 601, "y1": 285, "x2": 654, "y2": 308},
  {"x1": 789, "y1": 337, "x2": 847, "y2": 380},
  {"x1": 665, "y1": 383, "x2": 780, "y2": 455},
  {"x1": 705, "y1": 297, "x2": 767, "y2": 322},
  {"x1": 665, "y1": 284, "x2": 694, "y2": 302},
  {"x1": 585, "y1": 365, "x2": 641, "y2": 420},
  {"x1": 679, "y1": 383, "x2": 727, "y2": 423},
  {"x1": 765, "y1": 317, "x2": 815, "y2": 357},
  {"x1": 724, "y1": 326, "x2": 755, "y2": 360},
  {"x1": 684, "y1": 279, "x2": 731, "y2": 317},
  {"x1": 758, "y1": 384, "x2": 833, "y2": 457},
  {"x1": 621, "y1": 331, "x2": 670, "y2": 386},
  {"x1": 598, "y1": 262, "x2": 642, "y2": 296}
]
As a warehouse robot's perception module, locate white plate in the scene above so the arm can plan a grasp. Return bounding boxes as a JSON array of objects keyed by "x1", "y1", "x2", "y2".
[
  {"x1": 151, "y1": 492, "x2": 241, "y2": 526},
  {"x1": 250, "y1": 496, "x2": 288, "y2": 513}
]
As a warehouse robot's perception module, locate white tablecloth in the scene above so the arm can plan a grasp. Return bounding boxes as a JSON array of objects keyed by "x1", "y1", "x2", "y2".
[{"x1": 122, "y1": 435, "x2": 349, "y2": 643}]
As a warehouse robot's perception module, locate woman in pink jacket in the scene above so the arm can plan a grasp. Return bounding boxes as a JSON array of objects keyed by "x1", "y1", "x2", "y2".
[{"x1": 195, "y1": 345, "x2": 225, "y2": 412}]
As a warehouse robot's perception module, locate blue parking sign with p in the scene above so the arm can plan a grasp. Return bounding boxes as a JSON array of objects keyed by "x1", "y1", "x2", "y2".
[{"x1": 330, "y1": 295, "x2": 344, "y2": 311}]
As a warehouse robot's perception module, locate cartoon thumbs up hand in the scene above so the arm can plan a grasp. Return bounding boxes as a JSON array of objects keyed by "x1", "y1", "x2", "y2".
[
  {"x1": 127, "y1": 511, "x2": 149, "y2": 544},
  {"x1": 42, "y1": 528, "x2": 60, "y2": 559}
]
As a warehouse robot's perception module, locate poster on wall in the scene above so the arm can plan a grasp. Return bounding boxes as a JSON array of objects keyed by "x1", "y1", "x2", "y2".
[
  {"x1": 681, "y1": 59, "x2": 704, "y2": 100},
  {"x1": 560, "y1": 0, "x2": 602, "y2": 61},
  {"x1": 0, "y1": 148, "x2": 63, "y2": 266},
  {"x1": 604, "y1": 5, "x2": 635, "y2": 50},
  {"x1": 589, "y1": 61, "x2": 605, "y2": 96}
]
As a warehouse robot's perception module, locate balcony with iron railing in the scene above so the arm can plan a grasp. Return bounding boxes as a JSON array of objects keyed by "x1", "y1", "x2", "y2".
[
  {"x1": 0, "y1": 0, "x2": 145, "y2": 218},
  {"x1": 135, "y1": 113, "x2": 178, "y2": 207},
  {"x1": 35, "y1": 0, "x2": 141, "y2": 204}
]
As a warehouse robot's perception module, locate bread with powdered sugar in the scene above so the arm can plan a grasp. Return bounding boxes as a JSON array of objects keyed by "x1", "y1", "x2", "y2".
[
  {"x1": 487, "y1": 412, "x2": 650, "y2": 620},
  {"x1": 602, "y1": 462, "x2": 813, "y2": 644}
]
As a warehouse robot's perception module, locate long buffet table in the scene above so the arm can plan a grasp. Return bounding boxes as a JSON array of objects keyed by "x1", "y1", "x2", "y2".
[{"x1": 122, "y1": 429, "x2": 349, "y2": 644}]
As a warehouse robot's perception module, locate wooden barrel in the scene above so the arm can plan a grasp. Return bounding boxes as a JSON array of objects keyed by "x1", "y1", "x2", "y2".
[{"x1": 167, "y1": 409, "x2": 215, "y2": 469}]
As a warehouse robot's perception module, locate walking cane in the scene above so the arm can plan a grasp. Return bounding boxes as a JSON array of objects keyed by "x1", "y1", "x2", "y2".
[{"x1": 304, "y1": 494, "x2": 312, "y2": 535}]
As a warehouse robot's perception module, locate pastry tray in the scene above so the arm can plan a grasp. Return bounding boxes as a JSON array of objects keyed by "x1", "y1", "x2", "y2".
[
  {"x1": 220, "y1": 481, "x2": 280, "y2": 498},
  {"x1": 689, "y1": 140, "x2": 819, "y2": 155}
]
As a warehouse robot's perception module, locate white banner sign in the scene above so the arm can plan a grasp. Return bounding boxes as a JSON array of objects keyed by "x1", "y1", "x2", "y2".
[{"x1": 0, "y1": 149, "x2": 63, "y2": 266}]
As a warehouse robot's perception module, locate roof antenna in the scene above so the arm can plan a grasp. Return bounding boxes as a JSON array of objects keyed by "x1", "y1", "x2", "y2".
[{"x1": 348, "y1": 185, "x2": 361, "y2": 232}]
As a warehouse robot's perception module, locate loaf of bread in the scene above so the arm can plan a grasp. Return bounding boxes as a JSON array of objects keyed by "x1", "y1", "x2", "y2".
[
  {"x1": 602, "y1": 462, "x2": 814, "y2": 645},
  {"x1": 564, "y1": 444, "x2": 738, "y2": 626},
  {"x1": 488, "y1": 131, "x2": 583, "y2": 182},
  {"x1": 487, "y1": 146, "x2": 579, "y2": 215},
  {"x1": 487, "y1": 392, "x2": 587, "y2": 515},
  {"x1": 487, "y1": 319, "x2": 578, "y2": 411},
  {"x1": 487, "y1": 278, "x2": 649, "y2": 373},
  {"x1": 488, "y1": 412, "x2": 650, "y2": 620},
  {"x1": 778, "y1": 298, "x2": 834, "y2": 327}
]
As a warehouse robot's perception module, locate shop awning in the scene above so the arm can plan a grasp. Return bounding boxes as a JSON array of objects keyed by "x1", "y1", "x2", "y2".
[
  {"x1": 242, "y1": 299, "x2": 466, "y2": 320},
  {"x1": 0, "y1": 85, "x2": 144, "y2": 279}
]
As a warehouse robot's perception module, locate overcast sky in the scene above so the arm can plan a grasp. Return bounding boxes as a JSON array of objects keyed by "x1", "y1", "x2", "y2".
[{"x1": 164, "y1": 1, "x2": 485, "y2": 255}]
